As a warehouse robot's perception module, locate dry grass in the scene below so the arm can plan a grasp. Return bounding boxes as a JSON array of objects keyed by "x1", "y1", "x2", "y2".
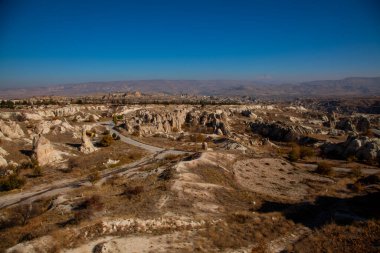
[
  {"x1": 0, "y1": 174, "x2": 26, "y2": 191},
  {"x1": 293, "y1": 220, "x2": 380, "y2": 253},
  {"x1": 0, "y1": 197, "x2": 61, "y2": 251},
  {"x1": 192, "y1": 163, "x2": 234, "y2": 187},
  {"x1": 198, "y1": 212, "x2": 293, "y2": 250}
]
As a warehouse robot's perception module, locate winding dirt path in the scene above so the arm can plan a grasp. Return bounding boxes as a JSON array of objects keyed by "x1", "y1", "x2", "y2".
[{"x1": 0, "y1": 121, "x2": 189, "y2": 209}]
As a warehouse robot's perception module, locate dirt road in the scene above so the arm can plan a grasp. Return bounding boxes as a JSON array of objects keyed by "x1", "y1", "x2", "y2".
[{"x1": 0, "y1": 122, "x2": 189, "y2": 209}]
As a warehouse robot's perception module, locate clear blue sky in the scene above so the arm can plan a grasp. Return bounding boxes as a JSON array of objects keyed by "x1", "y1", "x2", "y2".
[{"x1": 0, "y1": 0, "x2": 380, "y2": 87}]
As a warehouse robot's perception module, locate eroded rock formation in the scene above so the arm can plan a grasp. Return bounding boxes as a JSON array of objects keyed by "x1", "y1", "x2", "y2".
[
  {"x1": 249, "y1": 121, "x2": 313, "y2": 142},
  {"x1": 32, "y1": 134, "x2": 63, "y2": 166},
  {"x1": 79, "y1": 127, "x2": 98, "y2": 154},
  {"x1": 0, "y1": 120, "x2": 25, "y2": 139},
  {"x1": 322, "y1": 135, "x2": 380, "y2": 162}
]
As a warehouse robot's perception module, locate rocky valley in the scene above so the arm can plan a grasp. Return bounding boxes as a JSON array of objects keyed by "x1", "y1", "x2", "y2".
[{"x1": 0, "y1": 96, "x2": 379, "y2": 253}]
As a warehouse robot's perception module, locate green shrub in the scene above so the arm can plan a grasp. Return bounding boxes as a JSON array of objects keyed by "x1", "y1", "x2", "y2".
[
  {"x1": 351, "y1": 182, "x2": 364, "y2": 192},
  {"x1": 314, "y1": 162, "x2": 334, "y2": 176},
  {"x1": 88, "y1": 171, "x2": 101, "y2": 184},
  {"x1": 191, "y1": 133, "x2": 205, "y2": 143},
  {"x1": 0, "y1": 174, "x2": 25, "y2": 191},
  {"x1": 76, "y1": 195, "x2": 103, "y2": 211},
  {"x1": 112, "y1": 133, "x2": 121, "y2": 140},
  {"x1": 122, "y1": 185, "x2": 144, "y2": 199},
  {"x1": 300, "y1": 146, "x2": 315, "y2": 158},
  {"x1": 347, "y1": 155, "x2": 357, "y2": 162},
  {"x1": 99, "y1": 135, "x2": 113, "y2": 147},
  {"x1": 351, "y1": 167, "x2": 362, "y2": 178},
  {"x1": 32, "y1": 165, "x2": 43, "y2": 177},
  {"x1": 288, "y1": 144, "x2": 301, "y2": 162}
]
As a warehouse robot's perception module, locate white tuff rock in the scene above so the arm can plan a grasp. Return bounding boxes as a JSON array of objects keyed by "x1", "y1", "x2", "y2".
[
  {"x1": 32, "y1": 134, "x2": 63, "y2": 166},
  {"x1": 79, "y1": 127, "x2": 98, "y2": 154}
]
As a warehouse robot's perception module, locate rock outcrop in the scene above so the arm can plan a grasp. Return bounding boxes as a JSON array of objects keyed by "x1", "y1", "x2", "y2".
[
  {"x1": 79, "y1": 127, "x2": 97, "y2": 154},
  {"x1": 0, "y1": 120, "x2": 25, "y2": 139},
  {"x1": 356, "y1": 116, "x2": 371, "y2": 132},
  {"x1": 123, "y1": 108, "x2": 189, "y2": 136},
  {"x1": 185, "y1": 110, "x2": 230, "y2": 135},
  {"x1": 0, "y1": 147, "x2": 9, "y2": 157},
  {"x1": 122, "y1": 107, "x2": 231, "y2": 137},
  {"x1": 335, "y1": 116, "x2": 371, "y2": 133},
  {"x1": 336, "y1": 118, "x2": 356, "y2": 132},
  {"x1": 32, "y1": 134, "x2": 63, "y2": 166},
  {"x1": 323, "y1": 112, "x2": 337, "y2": 129},
  {"x1": 249, "y1": 121, "x2": 313, "y2": 142},
  {"x1": 241, "y1": 110, "x2": 257, "y2": 119},
  {"x1": 34, "y1": 119, "x2": 75, "y2": 135},
  {"x1": 322, "y1": 135, "x2": 380, "y2": 163},
  {"x1": 0, "y1": 156, "x2": 7, "y2": 168}
]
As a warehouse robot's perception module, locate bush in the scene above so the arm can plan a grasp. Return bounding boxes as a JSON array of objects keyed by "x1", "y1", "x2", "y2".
[
  {"x1": 191, "y1": 134, "x2": 205, "y2": 143},
  {"x1": 18, "y1": 160, "x2": 35, "y2": 170},
  {"x1": 0, "y1": 174, "x2": 25, "y2": 191},
  {"x1": 87, "y1": 115, "x2": 96, "y2": 122},
  {"x1": 363, "y1": 129, "x2": 374, "y2": 138},
  {"x1": 158, "y1": 168, "x2": 173, "y2": 181},
  {"x1": 65, "y1": 158, "x2": 79, "y2": 173},
  {"x1": 32, "y1": 165, "x2": 43, "y2": 177},
  {"x1": 88, "y1": 171, "x2": 101, "y2": 184},
  {"x1": 351, "y1": 167, "x2": 362, "y2": 178},
  {"x1": 122, "y1": 185, "x2": 144, "y2": 199},
  {"x1": 314, "y1": 162, "x2": 334, "y2": 176},
  {"x1": 99, "y1": 135, "x2": 113, "y2": 147},
  {"x1": 73, "y1": 209, "x2": 92, "y2": 224},
  {"x1": 300, "y1": 146, "x2": 315, "y2": 159},
  {"x1": 351, "y1": 182, "x2": 364, "y2": 192},
  {"x1": 132, "y1": 131, "x2": 140, "y2": 137},
  {"x1": 347, "y1": 155, "x2": 357, "y2": 162},
  {"x1": 358, "y1": 173, "x2": 380, "y2": 185},
  {"x1": 112, "y1": 133, "x2": 121, "y2": 140},
  {"x1": 288, "y1": 144, "x2": 301, "y2": 162},
  {"x1": 76, "y1": 195, "x2": 103, "y2": 211}
]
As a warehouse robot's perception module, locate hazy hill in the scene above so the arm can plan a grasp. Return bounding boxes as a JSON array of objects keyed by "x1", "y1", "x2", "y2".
[{"x1": 1, "y1": 77, "x2": 380, "y2": 99}]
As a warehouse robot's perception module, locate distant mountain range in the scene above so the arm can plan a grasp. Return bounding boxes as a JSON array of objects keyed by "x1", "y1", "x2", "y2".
[{"x1": 1, "y1": 77, "x2": 380, "y2": 99}]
